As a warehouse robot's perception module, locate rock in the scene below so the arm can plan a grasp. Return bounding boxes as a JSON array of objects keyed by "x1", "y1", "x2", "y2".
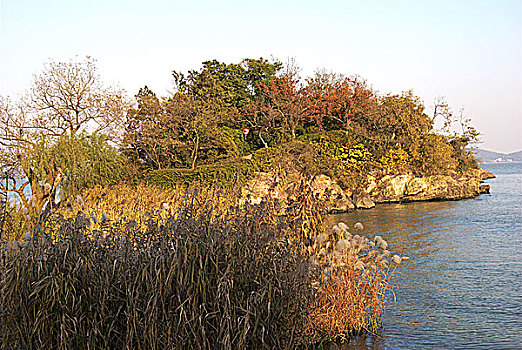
[
  {"x1": 241, "y1": 172, "x2": 283, "y2": 205},
  {"x1": 330, "y1": 196, "x2": 355, "y2": 213},
  {"x1": 352, "y1": 188, "x2": 375, "y2": 209},
  {"x1": 369, "y1": 174, "x2": 414, "y2": 202},
  {"x1": 241, "y1": 172, "x2": 354, "y2": 213},
  {"x1": 479, "y1": 169, "x2": 496, "y2": 180},
  {"x1": 404, "y1": 177, "x2": 429, "y2": 197},
  {"x1": 309, "y1": 174, "x2": 355, "y2": 212},
  {"x1": 241, "y1": 167, "x2": 494, "y2": 214},
  {"x1": 479, "y1": 184, "x2": 491, "y2": 194},
  {"x1": 369, "y1": 168, "x2": 494, "y2": 203}
]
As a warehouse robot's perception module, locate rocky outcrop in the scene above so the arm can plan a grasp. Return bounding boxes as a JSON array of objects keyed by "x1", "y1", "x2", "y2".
[
  {"x1": 479, "y1": 184, "x2": 491, "y2": 194},
  {"x1": 242, "y1": 168, "x2": 494, "y2": 214},
  {"x1": 311, "y1": 175, "x2": 355, "y2": 212},
  {"x1": 241, "y1": 172, "x2": 355, "y2": 213},
  {"x1": 367, "y1": 168, "x2": 494, "y2": 203}
]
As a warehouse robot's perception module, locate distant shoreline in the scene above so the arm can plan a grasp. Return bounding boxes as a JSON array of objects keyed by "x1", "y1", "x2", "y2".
[{"x1": 478, "y1": 161, "x2": 522, "y2": 164}]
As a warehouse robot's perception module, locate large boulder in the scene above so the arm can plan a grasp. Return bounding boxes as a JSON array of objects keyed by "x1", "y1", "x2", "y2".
[
  {"x1": 405, "y1": 175, "x2": 480, "y2": 201},
  {"x1": 368, "y1": 174, "x2": 414, "y2": 202},
  {"x1": 477, "y1": 168, "x2": 496, "y2": 180},
  {"x1": 479, "y1": 184, "x2": 491, "y2": 194},
  {"x1": 310, "y1": 174, "x2": 355, "y2": 212}
]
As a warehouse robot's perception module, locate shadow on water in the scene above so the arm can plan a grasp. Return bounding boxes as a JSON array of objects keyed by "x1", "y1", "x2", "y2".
[{"x1": 327, "y1": 163, "x2": 522, "y2": 350}]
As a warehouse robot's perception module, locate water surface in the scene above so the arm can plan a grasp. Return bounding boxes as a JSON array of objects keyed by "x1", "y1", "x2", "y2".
[{"x1": 328, "y1": 163, "x2": 522, "y2": 349}]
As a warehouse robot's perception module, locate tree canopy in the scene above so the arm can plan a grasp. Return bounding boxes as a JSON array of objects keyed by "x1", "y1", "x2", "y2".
[
  {"x1": 0, "y1": 55, "x2": 480, "y2": 211},
  {"x1": 124, "y1": 57, "x2": 479, "y2": 184},
  {"x1": 0, "y1": 57, "x2": 130, "y2": 214}
]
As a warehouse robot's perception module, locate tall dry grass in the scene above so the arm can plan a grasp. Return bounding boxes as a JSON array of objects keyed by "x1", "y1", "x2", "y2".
[
  {"x1": 0, "y1": 177, "x2": 404, "y2": 349},
  {"x1": 305, "y1": 223, "x2": 406, "y2": 343},
  {"x1": 0, "y1": 183, "x2": 312, "y2": 349}
]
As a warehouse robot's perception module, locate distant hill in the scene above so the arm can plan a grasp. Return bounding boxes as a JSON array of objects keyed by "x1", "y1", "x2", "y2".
[
  {"x1": 506, "y1": 151, "x2": 522, "y2": 162},
  {"x1": 473, "y1": 149, "x2": 522, "y2": 163}
]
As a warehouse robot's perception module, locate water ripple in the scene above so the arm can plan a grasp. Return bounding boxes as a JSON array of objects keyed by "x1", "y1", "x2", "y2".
[{"x1": 330, "y1": 163, "x2": 522, "y2": 350}]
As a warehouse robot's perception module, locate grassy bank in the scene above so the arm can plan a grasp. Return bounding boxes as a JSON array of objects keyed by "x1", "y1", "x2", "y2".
[{"x1": 0, "y1": 181, "x2": 405, "y2": 349}]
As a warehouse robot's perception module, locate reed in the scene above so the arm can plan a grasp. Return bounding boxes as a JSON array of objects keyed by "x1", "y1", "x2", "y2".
[
  {"x1": 0, "y1": 178, "x2": 403, "y2": 349},
  {"x1": 305, "y1": 222, "x2": 406, "y2": 344},
  {"x1": 0, "y1": 183, "x2": 312, "y2": 349}
]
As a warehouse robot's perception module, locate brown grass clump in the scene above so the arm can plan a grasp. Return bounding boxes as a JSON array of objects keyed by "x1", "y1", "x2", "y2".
[
  {"x1": 306, "y1": 222, "x2": 407, "y2": 343},
  {"x1": 0, "y1": 178, "x2": 405, "y2": 348},
  {"x1": 0, "y1": 183, "x2": 314, "y2": 349}
]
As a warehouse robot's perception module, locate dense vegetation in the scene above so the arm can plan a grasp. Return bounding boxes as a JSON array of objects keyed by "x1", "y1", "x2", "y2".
[
  {"x1": 1, "y1": 181, "x2": 405, "y2": 348},
  {"x1": 0, "y1": 56, "x2": 476, "y2": 348},
  {"x1": 0, "y1": 56, "x2": 479, "y2": 214},
  {"x1": 124, "y1": 58, "x2": 478, "y2": 191}
]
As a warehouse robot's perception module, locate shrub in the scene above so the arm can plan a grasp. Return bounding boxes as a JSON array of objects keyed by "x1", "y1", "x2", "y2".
[
  {"x1": 306, "y1": 223, "x2": 406, "y2": 343},
  {"x1": 27, "y1": 133, "x2": 130, "y2": 196},
  {"x1": 417, "y1": 134, "x2": 459, "y2": 175},
  {"x1": 144, "y1": 158, "x2": 258, "y2": 189},
  {"x1": 378, "y1": 147, "x2": 411, "y2": 175}
]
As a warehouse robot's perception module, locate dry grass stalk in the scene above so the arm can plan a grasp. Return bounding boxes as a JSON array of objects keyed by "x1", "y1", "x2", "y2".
[{"x1": 0, "y1": 179, "x2": 404, "y2": 348}]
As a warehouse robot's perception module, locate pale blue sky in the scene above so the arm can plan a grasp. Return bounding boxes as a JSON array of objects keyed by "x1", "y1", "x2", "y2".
[{"x1": 1, "y1": 0, "x2": 520, "y2": 152}]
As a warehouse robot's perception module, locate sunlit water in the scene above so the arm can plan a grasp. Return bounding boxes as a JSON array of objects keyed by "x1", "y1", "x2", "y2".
[{"x1": 328, "y1": 163, "x2": 522, "y2": 350}]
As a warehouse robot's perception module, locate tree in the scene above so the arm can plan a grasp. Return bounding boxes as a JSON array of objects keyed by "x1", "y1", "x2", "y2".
[
  {"x1": 124, "y1": 58, "x2": 283, "y2": 169},
  {"x1": 124, "y1": 86, "x2": 179, "y2": 169},
  {"x1": 240, "y1": 60, "x2": 307, "y2": 145},
  {"x1": 0, "y1": 56, "x2": 130, "y2": 214},
  {"x1": 173, "y1": 58, "x2": 282, "y2": 117},
  {"x1": 431, "y1": 97, "x2": 480, "y2": 170},
  {"x1": 377, "y1": 91, "x2": 432, "y2": 155},
  {"x1": 304, "y1": 72, "x2": 378, "y2": 132}
]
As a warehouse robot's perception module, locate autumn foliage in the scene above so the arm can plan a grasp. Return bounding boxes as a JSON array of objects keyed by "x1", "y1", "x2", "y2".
[{"x1": 124, "y1": 57, "x2": 478, "y2": 190}]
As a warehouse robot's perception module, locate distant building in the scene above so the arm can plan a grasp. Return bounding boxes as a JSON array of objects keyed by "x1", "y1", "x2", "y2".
[{"x1": 494, "y1": 157, "x2": 514, "y2": 163}]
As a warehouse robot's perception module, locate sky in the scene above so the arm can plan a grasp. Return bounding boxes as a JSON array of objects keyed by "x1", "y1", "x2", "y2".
[{"x1": 1, "y1": 0, "x2": 520, "y2": 153}]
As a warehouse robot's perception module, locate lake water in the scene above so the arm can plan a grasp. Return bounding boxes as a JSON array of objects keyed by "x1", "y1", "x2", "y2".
[{"x1": 329, "y1": 163, "x2": 522, "y2": 350}]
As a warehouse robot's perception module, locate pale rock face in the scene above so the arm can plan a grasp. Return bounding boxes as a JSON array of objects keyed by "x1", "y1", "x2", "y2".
[
  {"x1": 369, "y1": 174, "x2": 414, "y2": 202},
  {"x1": 404, "y1": 177, "x2": 428, "y2": 196},
  {"x1": 240, "y1": 168, "x2": 493, "y2": 213},
  {"x1": 474, "y1": 168, "x2": 496, "y2": 181},
  {"x1": 310, "y1": 175, "x2": 355, "y2": 212},
  {"x1": 241, "y1": 172, "x2": 355, "y2": 213},
  {"x1": 365, "y1": 175, "x2": 378, "y2": 194},
  {"x1": 240, "y1": 172, "x2": 276, "y2": 205},
  {"x1": 369, "y1": 169, "x2": 490, "y2": 203}
]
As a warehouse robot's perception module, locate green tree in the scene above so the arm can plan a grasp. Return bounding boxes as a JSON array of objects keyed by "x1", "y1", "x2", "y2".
[
  {"x1": 125, "y1": 86, "x2": 184, "y2": 169},
  {"x1": 173, "y1": 58, "x2": 282, "y2": 118},
  {"x1": 371, "y1": 91, "x2": 432, "y2": 163},
  {"x1": 0, "y1": 57, "x2": 130, "y2": 214}
]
